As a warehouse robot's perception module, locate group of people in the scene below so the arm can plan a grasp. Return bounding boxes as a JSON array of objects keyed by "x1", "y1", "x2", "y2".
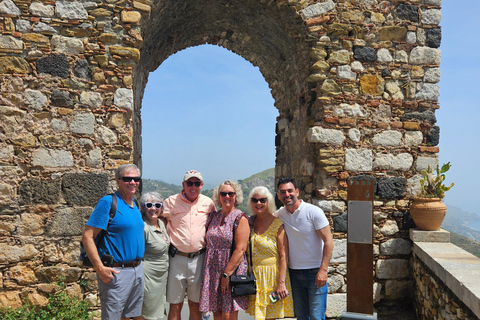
[{"x1": 82, "y1": 164, "x2": 333, "y2": 320}]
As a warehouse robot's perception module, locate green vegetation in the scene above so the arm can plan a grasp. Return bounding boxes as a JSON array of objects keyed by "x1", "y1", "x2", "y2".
[
  {"x1": 0, "y1": 291, "x2": 93, "y2": 320},
  {"x1": 450, "y1": 232, "x2": 480, "y2": 258},
  {"x1": 419, "y1": 162, "x2": 454, "y2": 198}
]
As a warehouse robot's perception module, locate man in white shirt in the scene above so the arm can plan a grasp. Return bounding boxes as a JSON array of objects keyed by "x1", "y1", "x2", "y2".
[{"x1": 276, "y1": 177, "x2": 333, "y2": 320}]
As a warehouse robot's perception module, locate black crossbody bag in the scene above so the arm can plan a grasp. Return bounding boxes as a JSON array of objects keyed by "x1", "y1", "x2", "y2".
[{"x1": 229, "y1": 214, "x2": 256, "y2": 297}]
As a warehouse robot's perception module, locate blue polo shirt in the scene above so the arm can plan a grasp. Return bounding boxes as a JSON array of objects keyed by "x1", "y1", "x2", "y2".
[{"x1": 86, "y1": 191, "x2": 145, "y2": 263}]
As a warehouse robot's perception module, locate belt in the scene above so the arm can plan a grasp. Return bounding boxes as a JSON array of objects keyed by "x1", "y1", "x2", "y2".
[
  {"x1": 112, "y1": 260, "x2": 141, "y2": 268},
  {"x1": 176, "y1": 247, "x2": 206, "y2": 258}
]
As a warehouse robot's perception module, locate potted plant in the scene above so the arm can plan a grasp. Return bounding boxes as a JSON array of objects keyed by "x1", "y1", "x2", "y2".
[{"x1": 410, "y1": 162, "x2": 454, "y2": 231}]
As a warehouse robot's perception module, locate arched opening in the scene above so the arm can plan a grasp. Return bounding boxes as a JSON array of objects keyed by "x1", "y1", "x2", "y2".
[
  {"x1": 141, "y1": 44, "x2": 278, "y2": 186},
  {"x1": 134, "y1": 0, "x2": 312, "y2": 188}
]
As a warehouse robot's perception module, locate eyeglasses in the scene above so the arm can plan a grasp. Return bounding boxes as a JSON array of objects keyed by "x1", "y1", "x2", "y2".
[
  {"x1": 145, "y1": 202, "x2": 162, "y2": 209},
  {"x1": 186, "y1": 181, "x2": 202, "y2": 187},
  {"x1": 251, "y1": 197, "x2": 267, "y2": 204},
  {"x1": 121, "y1": 176, "x2": 141, "y2": 182},
  {"x1": 220, "y1": 192, "x2": 236, "y2": 197}
]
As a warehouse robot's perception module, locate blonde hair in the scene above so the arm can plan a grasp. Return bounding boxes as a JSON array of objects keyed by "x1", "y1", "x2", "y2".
[{"x1": 213, "y1": 179, "x2": 243, "y2": 207}]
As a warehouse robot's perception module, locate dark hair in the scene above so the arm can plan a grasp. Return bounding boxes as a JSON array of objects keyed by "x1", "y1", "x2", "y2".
[{"x1": 277, "y1": 177, "x2": 297, "y2": 189}]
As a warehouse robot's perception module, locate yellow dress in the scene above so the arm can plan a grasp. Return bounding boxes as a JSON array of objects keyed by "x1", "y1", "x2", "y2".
[{"x1": 246, "y1": 218, "x2": 294, "y2": 320}]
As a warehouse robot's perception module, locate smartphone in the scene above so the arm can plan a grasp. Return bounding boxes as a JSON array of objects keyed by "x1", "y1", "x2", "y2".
[
  {"x1": 101, "y1": 254, "x2": 114, "y2": 267},
  {"x1": 269, "y1": 291, "x2": 279, "y2": 303}
]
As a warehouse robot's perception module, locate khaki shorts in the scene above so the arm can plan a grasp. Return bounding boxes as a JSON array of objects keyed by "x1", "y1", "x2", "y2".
[{"x1": 166, "y1": 253, "x2": 205, "y2": 304}]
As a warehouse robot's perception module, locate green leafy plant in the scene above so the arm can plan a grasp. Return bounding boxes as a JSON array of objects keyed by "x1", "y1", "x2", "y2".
[
  {"x1": 419, "y1": 162, "x2": 454, "y2": 199},
  {"x1": 0, "y1": 291, "x2": 93, "y2": 320}
]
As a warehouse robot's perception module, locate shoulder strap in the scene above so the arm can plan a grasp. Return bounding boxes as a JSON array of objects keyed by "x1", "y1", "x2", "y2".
[{"x1": 108, "y1": 193, "x2": 117, "y2": 226}]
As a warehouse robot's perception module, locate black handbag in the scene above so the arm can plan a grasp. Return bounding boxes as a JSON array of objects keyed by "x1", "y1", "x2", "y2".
[{"x1": 229, "y1": 215, "x2": 256, "y2": 297}]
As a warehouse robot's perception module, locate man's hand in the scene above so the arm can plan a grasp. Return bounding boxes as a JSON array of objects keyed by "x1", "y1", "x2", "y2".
[
  {"x1": 96, "y1": 265, "x2": 120, "y2": 284},
  {"x1": 316, "y1": 269, "x2": 328, "y2": 288}
]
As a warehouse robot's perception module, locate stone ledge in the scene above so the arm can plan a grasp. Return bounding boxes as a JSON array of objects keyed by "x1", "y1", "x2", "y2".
[
  {"x1": 409, "y1": 228, "x2": 450, "y2": 243},
  {"x1": 413, "y1": 242, "x2": 480, "y2": 318}
]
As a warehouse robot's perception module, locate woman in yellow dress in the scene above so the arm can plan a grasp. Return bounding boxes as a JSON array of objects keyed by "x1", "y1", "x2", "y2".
[{"x1": 246, "y1": 186, "x2": 294, "y2": 320}]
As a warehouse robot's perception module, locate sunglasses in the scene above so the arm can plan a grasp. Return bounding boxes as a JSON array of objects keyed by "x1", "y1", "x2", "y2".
[
  {"x1": 186, "y1": 181, "x2": 202, "y2": 187},
  {"x1": 145, "y1": 202, "x2": 162, "y2": 209},
  {"x1": 121, "y1": 176, "x2": 141, "y2": 182},
  {"x1": 220, "y1": 192, "x2": 236, "y2": 197},
  {"x1": 251, "y1": 197, "x2": 267, "y2": 204}
]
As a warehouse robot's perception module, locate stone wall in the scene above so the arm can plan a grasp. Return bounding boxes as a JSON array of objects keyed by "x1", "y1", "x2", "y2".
[
  {"x1": 411, "y1": 230, "x2": 480, "y2": 320},
  {"x1": 0, "y1": 0, "x2": 443, "y2": 316}
]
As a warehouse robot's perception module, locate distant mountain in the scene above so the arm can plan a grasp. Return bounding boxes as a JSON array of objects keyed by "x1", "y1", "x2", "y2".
[
  {"x1": 442, "y1": 204, "x2": 480, "y2": 242},
  {"x1": 141, "y1": 179, "x2": 182, "y2": 199}
]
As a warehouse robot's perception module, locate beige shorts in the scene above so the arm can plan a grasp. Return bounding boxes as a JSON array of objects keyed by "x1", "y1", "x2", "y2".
[{"x1": 166, "y1": 253, "x2": 205, "y2": 304}]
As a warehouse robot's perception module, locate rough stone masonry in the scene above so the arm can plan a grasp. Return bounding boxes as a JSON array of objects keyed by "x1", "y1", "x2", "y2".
[{"x1": 0, "y1": 0, "x2": 442, "y2": 317}]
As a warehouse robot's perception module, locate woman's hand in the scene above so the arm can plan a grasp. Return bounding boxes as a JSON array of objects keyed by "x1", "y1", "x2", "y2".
[
  {"x1": 220, "y1": 276, "x2": 229, "y2": 294},
  {"x1": 276, "y1": 281, "x2": 288, "y2": 300}
]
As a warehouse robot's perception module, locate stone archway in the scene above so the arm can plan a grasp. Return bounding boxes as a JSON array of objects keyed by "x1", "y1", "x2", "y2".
[
  {"x1": 0, "y1": 0, "x2": 442, "y2": 317},
  {"x1": 133, "y1": 0, "x2": 312, "y2": 187}
]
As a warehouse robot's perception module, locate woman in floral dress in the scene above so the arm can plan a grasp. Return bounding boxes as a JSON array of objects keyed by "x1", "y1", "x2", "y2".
[
  {"x1": 199, "y1": 180, "x2": 250, "y2": 320},
  {"x1": 246, "y1": 186, "x2": 294, "y2": 320}
]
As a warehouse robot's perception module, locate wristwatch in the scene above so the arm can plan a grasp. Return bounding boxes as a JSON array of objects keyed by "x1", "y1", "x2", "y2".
[{"x1": 223, "y1": 273, "x2": 229, "y2": 279}]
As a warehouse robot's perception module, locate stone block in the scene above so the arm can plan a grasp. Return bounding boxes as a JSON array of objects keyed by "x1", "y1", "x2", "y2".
[
  {"x1": 0, "y1": 56, "x2": 31, "y2": 74},
  {"x1": 302, "y1": 0, "x2": 335, "y2": 19},
  {"x1": 18, "y1": 213, "x2": 44, "y2": 236},
  {"x1": 416, "y1": 156, "x2": 438, "y2": 171},
  {"x1": 32, "y1": 148, "x2": 74, "y2": 167},
  {"x1": 328, "y1": 274, "x2": 345, "y2": 293},
  {"x1": 331, "y1": 239, "x2": 347, "y2": 263},
  {"x1": 46, "y1": 207, "x2": 85, "y2": 237},
  {"x1": 395, "y1": 4, "x2": 419, "y2": 22},
  {"x1": 402, "y1": 110, "x2": 436, "y2": 123},
  {"x1": 313, "y1": 200, "x2": 346, "y2": 213},
  {"x1": 421, "y1": 9, "x2": 441, "y2": 25},
  {"x1": 353, "y1": 46, "x2": 376, "y2": 62},
  {"x1": 376, "y1": 258, "x2": 410, "y2": 279},
  {"x1": 62, "y1": 172, "x2": 109, "y2": 206},
  {"x1": 405, "y1": 131, "x2": 423, "y2": 146},
  {"x1": 381, "y1": 220, "x2": 400, "y2": 236},
  {"x1": 409, "y1": 228, "x2": 450, "y2": 242},
  {"x1": 380, "y1": 238, "x2": 412, "y2": 255},
  {"x1": 376, "y1": 177, "x2": 406, "y2": 200},
  {"x1": 29, "y1": 2, "x2": 54, "y2": 17},
  {"x1": 36, "y1": 54, "x2": 70, "y2": 78},
  {"x1": 37, "y1": 266, "x2": 82, "y2": 283},
  {"x1": 345, "y1": 148, "x2": 373, "y2": 172},
  {"x1": 70, "y1": 112, "x2": 95, "y2": 135},
  {"x1": 114, "y1": 88, "x2": 134, "y2": 111},
  {"x1": 385, "y1": 279, "x2": 414, "y2": 299},
  {"x1": 19, "y1": 178, "x2": 61, "y2": 205},
  {"x1": 409, "y1": 46, "x2": 441, "y2": 65},
  {"x1": 373, "y1": 153, "x2": 413, "y2": 171},
  {"x1": 426, "y1": 27, "x2": 441, "y2": 48},
  {"x1": 426, "y1": 125, "x2": 440, "y2": 146},
  {"x1": 51, "y1": 90, "x2": 74, "y2": 107},
  {"x1": 416, "y1": 83, "x2": 440, "y2": 101},
  {"x1": 333, "y1": 213, "x2": 347, "y2": 232},
  {"x1": 326, "y1": 293, "x2": 346, "y2": 318},
  {"x1": 10, "y1": 265, "x2": 37, "y2": 285},
  {"x1": 372, "y1": 130, "x2": 402, "y2": 146},
  {"x1": 56, "y1": 1, "x2": 88, "y2": 20},
  {"x1": 0, "y1": 291, "x2": 22, "y2": 308},
  {"x1": 307, "y1": 127, "x2": 345, "y2": 145},
  {"x1": 74, "y1": 59, "x2": 90, "y2": 79},
  {"x1": 0, "y1": 0, "x2": 21, "y2": 15},
  {"x1": 0, "y1": 243, "x2": 38, "y2": 264}
]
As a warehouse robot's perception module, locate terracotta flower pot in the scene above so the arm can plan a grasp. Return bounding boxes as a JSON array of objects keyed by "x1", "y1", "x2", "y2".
[{"x1": 410, "y1": 197, "x2": 447, "y2": 231}]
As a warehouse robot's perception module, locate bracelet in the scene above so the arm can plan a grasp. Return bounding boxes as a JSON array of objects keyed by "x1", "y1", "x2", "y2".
[{"x1": 222, "y1": 273, "x2": 229, "y2": 279}]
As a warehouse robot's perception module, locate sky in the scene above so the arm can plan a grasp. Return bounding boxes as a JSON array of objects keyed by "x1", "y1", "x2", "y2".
[{"x1": 141, "y1": 0, "x2": 480, "y2": 215}]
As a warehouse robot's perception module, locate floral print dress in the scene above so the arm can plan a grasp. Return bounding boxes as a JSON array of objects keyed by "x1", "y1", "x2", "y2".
[{"x1": 199, "y1": 209, "x2": 248, "y2": 313}]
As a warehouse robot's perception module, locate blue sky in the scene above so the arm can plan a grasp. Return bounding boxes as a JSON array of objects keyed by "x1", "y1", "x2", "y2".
[{"x1": 141, "y1": 0, "x2": 480, "y2": 215}]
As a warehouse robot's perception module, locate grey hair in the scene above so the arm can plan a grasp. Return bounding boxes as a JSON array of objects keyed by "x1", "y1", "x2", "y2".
[
  {"x1": 139, "y1": 192, "x2": 164, "y2": 215},
  {"x1": 212, "y1": 179, "x2": 243, "y2": 207},
  {"x1": 246, "y1": 186, "x2": 277, "y2": 215},
  {"x1": 115, "y1": 164, "x2": 141, "y2": 179}
]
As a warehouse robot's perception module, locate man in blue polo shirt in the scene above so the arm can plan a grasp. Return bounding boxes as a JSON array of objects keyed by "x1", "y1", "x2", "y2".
[{"x1": 82, "y1": 164, "x2": 145, "y2": 320}]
